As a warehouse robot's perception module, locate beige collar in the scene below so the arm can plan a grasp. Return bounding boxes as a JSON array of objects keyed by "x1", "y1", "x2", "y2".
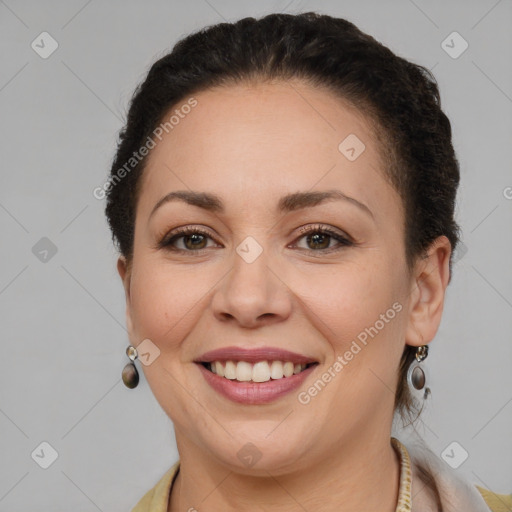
[{"x1": 391, "y1": 436, "x2": 413, "y2": 511}]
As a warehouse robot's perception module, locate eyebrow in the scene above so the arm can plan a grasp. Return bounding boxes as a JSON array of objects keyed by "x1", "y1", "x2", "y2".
[{"x1": 149, "y1": 189, "x2": 373, "y2": 220}]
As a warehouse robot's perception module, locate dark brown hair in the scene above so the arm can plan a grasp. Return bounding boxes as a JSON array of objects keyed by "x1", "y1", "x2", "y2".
[{"x1": 105, "y1": 12, "x2": 460, "y2": 499}]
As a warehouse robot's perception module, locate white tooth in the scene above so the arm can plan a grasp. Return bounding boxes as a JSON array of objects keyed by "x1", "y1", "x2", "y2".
[
  {"x1": 215, "y1": 361, "x2": 225, "y2": 377},
  {"x1": 270, "y1": 361, "x2": 284, "y2": 379},
  {"x1": 217, "y1": 360, "x2": 305, "y2": 381},
  {"x1": 224, "y1": 360, "x2": 237, "y2": 379},
  {"x1": 283, "y1": 361, "x2": 294, "y2": 377},
  {"x1": 252, "y1": 361, "x2": 271, "y2": 382},
  {"x1": 236, "y1": 361, "x2": 253, "y2": 381}
]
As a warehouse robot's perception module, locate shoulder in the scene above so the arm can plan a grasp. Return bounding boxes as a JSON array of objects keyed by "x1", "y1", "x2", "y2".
[
  {"x1": 396, "y1": 436, "x2": 510, "y2": 512},
  {"x1": 130, "y1": 461, "x2": 180, "y2": 512},
  {"x1": 475, "y1": 485, "x2": 512, "y2": 512}
]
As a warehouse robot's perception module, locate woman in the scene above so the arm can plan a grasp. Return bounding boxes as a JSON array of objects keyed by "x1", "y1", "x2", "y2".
[{"x1": 104, "y1": 12, "x2": 510, "y2": 512}]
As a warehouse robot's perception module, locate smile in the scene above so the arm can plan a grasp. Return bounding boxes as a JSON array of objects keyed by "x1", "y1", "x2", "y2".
[
  {"x1": 194, "y1": 346, "x2": 319, "y2": 404},
  {"x1": 202, "y1": 360, "x2": 316, "y2": 382}
]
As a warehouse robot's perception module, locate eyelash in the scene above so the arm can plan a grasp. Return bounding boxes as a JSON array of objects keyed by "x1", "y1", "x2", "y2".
[{"x1": 157, "y1": 224, "x2": 353, "y2": 256}]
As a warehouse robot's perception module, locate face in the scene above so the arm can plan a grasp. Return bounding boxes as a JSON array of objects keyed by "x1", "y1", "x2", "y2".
[{"x1": 117, "y1": 79, "x2": 441, "y2": 475}]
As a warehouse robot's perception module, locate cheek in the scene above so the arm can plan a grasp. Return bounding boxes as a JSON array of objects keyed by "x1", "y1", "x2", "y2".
[
  {"x1": 304, "y1": 261, "x2": 400, "y2": 344},
  {"x1": 128, "y1": 262, "x2": 206, "y2": 353},
  {"x1": 291, "y1": 262, "x2": 405, "y2": 428}
]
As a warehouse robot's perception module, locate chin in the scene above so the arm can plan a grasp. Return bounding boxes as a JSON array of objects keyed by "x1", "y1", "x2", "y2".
[{"x1": 200, "y1": 424, "x2": 313, "y2": 475}]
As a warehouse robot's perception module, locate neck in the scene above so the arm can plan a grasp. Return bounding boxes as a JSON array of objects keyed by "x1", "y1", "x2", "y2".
[{"x1": 169, "y1": 431, "x2": 401, "y2": 512}]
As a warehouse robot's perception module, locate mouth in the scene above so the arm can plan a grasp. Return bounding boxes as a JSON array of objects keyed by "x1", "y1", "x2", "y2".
[
  {"x1": 199, "y1": 360, "x2": 318, "y2": 383},
  {"x1": 194, "y1": 346, "x2": 319, "y2": 404}
]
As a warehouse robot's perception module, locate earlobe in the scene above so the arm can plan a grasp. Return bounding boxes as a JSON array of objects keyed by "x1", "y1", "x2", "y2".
[{"x1": 405, "y1": 236, "x2": 452, "y2": 347}]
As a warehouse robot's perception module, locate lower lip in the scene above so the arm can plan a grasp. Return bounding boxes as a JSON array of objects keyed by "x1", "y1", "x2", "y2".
[{"x1": 197, "y1": 363, "x2": 317, "y2": 405}]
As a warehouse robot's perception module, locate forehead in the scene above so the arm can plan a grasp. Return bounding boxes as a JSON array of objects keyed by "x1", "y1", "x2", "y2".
[
  {"x1": 150, "y1": 79, "x2": 378, "y2": 165},
  {"x1": 136, "y1": 79, "x2": 399, "y2": 222}
]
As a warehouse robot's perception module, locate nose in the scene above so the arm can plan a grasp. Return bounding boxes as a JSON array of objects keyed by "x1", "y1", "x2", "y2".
[{"x1": 210, "y1": 242, "x2": 292, "y2": 329}]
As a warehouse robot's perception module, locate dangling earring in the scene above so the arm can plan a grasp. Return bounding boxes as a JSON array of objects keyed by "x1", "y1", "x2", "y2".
[
  {"x1": 407, "y1": 345, "x2": 430, "y2": 400},
  {"x1": 122, "y1": 345, "x2": 139, "y2": 389}
]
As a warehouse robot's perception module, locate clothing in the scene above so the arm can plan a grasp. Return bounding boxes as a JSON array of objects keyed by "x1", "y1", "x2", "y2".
[{"x1": 131, "y1": 437, "x2": 511, "y2": 511}]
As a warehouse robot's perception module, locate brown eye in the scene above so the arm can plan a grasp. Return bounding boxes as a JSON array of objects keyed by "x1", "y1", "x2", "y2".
[
  {"x1": 159, "y1": 227, "x2": 218, "y2": 253},
  {"x1": 181, "y1": 232, "x2": 208, "y2": 250},
  {"x1": 293, "y1": 225, "x2": 353, "y2": 253},
  {"x1": 305, "y1": 232, "x2": 331, "y2": 250}
]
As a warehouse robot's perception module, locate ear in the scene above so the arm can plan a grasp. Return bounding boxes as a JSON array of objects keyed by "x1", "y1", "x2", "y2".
[
  {"x1": 405, "y1": 236, "x2": 452, "y2": 347},
  {"x1": 117, "y1": 256, "x2": 135, "y2": 339}
]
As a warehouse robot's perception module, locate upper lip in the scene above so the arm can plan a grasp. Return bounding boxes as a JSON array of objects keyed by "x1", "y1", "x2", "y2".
[{"x1": 195, "y1": 346, "x2": 318, "y2": 365}]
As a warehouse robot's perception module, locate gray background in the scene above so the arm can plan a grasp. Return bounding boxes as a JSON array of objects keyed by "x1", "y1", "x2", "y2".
[{"x1": 0, "y1": 0, "x2": 511, "y2": 510}]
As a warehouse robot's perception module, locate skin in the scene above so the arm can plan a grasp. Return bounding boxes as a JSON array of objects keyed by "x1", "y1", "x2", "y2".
[{"x1": 117, "y1": 79, "x2": 451, "y2": 511}]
